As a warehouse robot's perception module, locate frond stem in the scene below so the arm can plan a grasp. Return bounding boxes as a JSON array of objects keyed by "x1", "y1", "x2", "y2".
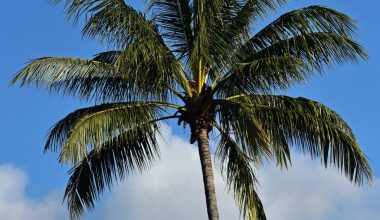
[{"x1": 210, "y1": 65, "x2": 226, "y2": 89}]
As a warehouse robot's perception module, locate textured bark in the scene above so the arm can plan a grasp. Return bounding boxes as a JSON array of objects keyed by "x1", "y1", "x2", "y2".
[{"x1": 197, "y1": 128, "x2": 220, "y2": 220}]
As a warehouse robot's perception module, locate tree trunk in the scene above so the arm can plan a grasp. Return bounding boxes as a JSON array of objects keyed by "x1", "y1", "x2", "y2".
[{"x1": 196, "y1": 127, "x2": 220, "y2": 220}]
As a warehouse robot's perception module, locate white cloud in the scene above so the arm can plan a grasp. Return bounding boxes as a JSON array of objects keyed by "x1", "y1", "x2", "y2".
[
  {"x1": 258, "y1": 156, "x2": 380, "y2": 220},
  {"x1": 0, "y1": 165, "x2": 68, "y2": 220},
  {"x1": 1, "y1": 127, "x2": 379, "y2": 220}
]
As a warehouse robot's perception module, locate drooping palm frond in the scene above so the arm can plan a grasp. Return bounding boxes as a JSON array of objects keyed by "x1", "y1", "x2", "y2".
[
  {"x1": 220, "y1": 95, "x2": 373, "y2": 184},
  {"x1": 45, "y1": 102, "x2": 179, "y2": 164},
  {"x1": 64, "y1": 125, "x2": 160, "y2": 219},
  {"x1": 213, "y1": 100, "x2": 272, "y2": 164},
  {"x1": 214, "y1": 125, "x2": 266, "y2": 220}
]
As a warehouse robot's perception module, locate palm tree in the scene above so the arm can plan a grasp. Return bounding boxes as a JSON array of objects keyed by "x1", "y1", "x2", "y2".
[{"x1": 11, "y1": 0, "x2": 372, "y2": 219}]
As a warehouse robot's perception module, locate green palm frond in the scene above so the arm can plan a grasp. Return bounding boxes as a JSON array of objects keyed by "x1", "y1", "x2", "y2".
[
  {"x1": 79, "y1": 0, "x2": 155, "y2": 48},
  {"x1": 113, "y1": 41, "x2": 187, "y2": 101},
  {"x1": 246, "y1": 6, "x2": 357, "y2": 52},
  {"x1": 64, "y1": 126, "x2": 159, "y2": 219},
  {"x1": 210, "y1": 0, "x2": 286, "y2": 68},
  {"x1": 10, "y1": 57, "x2": 129, "y2": 102},
  {"x1": 215, "y1": 55, "x2": 310, "y2": 98},
  {"x1": 214, "y1": 100, "x2": 272, "y2": 164},
  {"x1": 222, "y1": 95, "x2": 373, "y2": 184},
  {"x1": 214, "y1": 125, "x2": 266, "y2": 220},
  {"x1": 49, "y1": 0, "x2": 152, "y2": 46},
  {"x1": 250, "y1": 32, "x2": 366, "y2": 70},
  {"x1": 189, "y1": 0, "x2": 232, "y2": 73},
  {"x1": 77, "y1": 0, "x2": 190, "y2": 96},
  {"x1": 149, "y1": 0, "x2": 194, "y2": 60},
  {"x1": 214, "y1": 32, "x2": 367, "y2": 97},
  {"x1": 45, "y1": 102, "x2": 178, "y2": 164},
  {"x1": 212, "y1": 5, "x2": 367, "y2": 96},
  {"x1": 11, "y1": 52, "x2": 186, "y2": 102}
]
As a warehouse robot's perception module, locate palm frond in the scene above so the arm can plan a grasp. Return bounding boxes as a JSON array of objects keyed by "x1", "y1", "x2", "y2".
[
  {"x1": 215, "y1": 55, "x2": 310, "y2": 98},
  {"x1": 189, "y1": 0, "x2": 233, "y2": 74},
  {"x1": 200, "y1": 0, "x2": 286, "y2": 73},
  {"x1": 64, "y1": 125, "x2": 159, "y2": 219},
  {"x1": 45, "y1": 102, "x2": 174, "y2": 164},
  {"x1": 67, "y1": 0, "x2": 192, "y2": 99},
  {"x1": 79, "y1": 0, "x2": 156, "y2": 49},
  {"x1": 220, "y1": 0, "x2": 287, "y2": 52},
  {"x1": 238, "y1": 6, "x2": 366, "y2": 68},
  {"x1": 49, "y1": 0, "x2": 151, "y2": 44},
  {"x1": 10, "y1": 57, "x2": 131, "y2": 102},
  {"x1": 93, "y1": 50, "x2": 122, "y2": 64},
  {"x1": 112, "y1": 41, "x2": 187, "y2": 102},
  {"x1": 247, "y1": 6, "x2": 357, "y2": 52},
  {"x1": 251, "y1": 32, "x2": 366, "y2": 69},
  {"x1": 214, "y1": 125, "x2": 266, "y2": 220},
  {"x1": 149, "y1": 0, "x2": 194, "y2": 60},
  {"x1": 223, "y1": 95, "x2": 373, "y2": 184},
  {"x1": 214, "y1": 31, "x2": 367, "y2": 96},
  {"x1": 213, "y1": 100, "x2": 272, "y2": 164}
]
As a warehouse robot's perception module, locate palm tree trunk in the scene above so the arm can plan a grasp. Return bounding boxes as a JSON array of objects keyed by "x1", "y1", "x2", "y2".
[{"x1": 196, "y1": 127, "x2": 220, "y2": 220}]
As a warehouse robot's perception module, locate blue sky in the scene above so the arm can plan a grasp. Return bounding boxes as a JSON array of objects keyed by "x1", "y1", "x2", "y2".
[{"x1": 0, "y1": 0, "x2": 379, "y2": 219}]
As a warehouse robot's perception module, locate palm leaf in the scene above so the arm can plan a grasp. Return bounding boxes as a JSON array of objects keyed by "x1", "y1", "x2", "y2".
[
  {"x1": 214, "y1": 124, "x2": 266, "y2": 220},
  {"x1": 45, "y1": 102, "x2": 174, "y2": 164},
  {"x1": 10, "y1": 57, "x2": 130, "y2": 102},
  {"x1": 64, "y1": 125, "x2": 159, "y2": 219},
  {"x1": 215, "y1": 55, "x2": 310, "y2": 98},
  {"x1": 78, "y1": 0, "x2": 155, "y2": 48},
  {"x1": 224, "y1": 95, "x2": 373, "y2": 184},
  {"x1": 208, "y1": 0, "x2": 286, "y2": 69},
  {"x1": 213, "y1": 100, "x2": 272, "y2": 164},
  {"x1": 245, "y1": 5, "x2": 357, "y2": 52},
  {"x1": 214, "y1": 32, "x2": 367, "y2": 97},
  {"x1": 93, "y1": 50, "x2": 122, "y2": 64},
  {"x1": 149, "y1": 0, "x2": 194, "y2": 60}
]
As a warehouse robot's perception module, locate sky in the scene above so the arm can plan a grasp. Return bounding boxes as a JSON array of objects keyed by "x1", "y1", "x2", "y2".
[{"x1": 0, "y1": 0, "x2": 379, "y2": 219}]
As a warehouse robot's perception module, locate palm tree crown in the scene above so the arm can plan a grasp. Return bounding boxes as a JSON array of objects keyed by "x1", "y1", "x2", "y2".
[{"x1": 12, "y1": 0, "x2": 372, "y2": 219}]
